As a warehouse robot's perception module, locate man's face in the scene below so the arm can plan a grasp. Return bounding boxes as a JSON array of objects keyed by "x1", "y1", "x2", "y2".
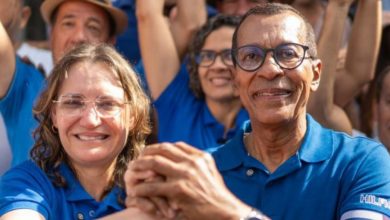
[
  {"x1": 50, "y1": 1, "x2": 114, "y2": 63},
  {"x1": 233, "y1": 13, "x2": 321, "y2": 126},
  {"x1": 217, "y1": 0, "x2": 267, "y2": 16},
  {"x1": 377, "y1": 72, "x2": 390, "y2": 150}
]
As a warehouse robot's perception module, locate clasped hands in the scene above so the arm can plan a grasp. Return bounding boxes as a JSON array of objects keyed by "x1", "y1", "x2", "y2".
[{"x1": 124, "y1": 142, "x2": 251, "y2": 220}]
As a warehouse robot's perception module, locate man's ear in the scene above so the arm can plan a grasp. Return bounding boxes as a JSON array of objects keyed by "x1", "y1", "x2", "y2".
[{"x1": 310, "y1": 59, "x2": 321, "y2": 91}]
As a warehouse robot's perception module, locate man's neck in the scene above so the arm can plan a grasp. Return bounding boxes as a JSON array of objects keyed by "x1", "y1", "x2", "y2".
[{"x1": 244, "y1": 115, "x2": 307, "y2": 173}]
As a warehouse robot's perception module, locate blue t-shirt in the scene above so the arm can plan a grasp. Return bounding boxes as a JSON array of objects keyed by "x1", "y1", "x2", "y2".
[
  {"x1": 0, "y1": 160, "x2": 125, "y2": 219},
  {"x1": 143, "y1": 63, "x2": 248, "y2": 150},
  {"x1": 0, "y1": 57, "x2": 45, "y2": 166},
  {"x1": 213, "y1": 115, "x2": 390, "y2": 219}
]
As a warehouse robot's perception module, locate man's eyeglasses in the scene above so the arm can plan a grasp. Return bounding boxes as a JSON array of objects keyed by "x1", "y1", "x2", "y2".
[
  {"x1": 196, "y1": 49, "x2": 233, "y2": 67},
  {"x1": 233, "y1": 43, "x2": 312, "y2": 72},
  {"x1": 52, "y1": 95, "x2": 129, "y2": 118}
]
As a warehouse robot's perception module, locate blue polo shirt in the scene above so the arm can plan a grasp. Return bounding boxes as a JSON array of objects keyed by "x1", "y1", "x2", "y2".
[
  {"x1": 151, "y1": 63, "x2": 248, "y2": 150},
  {"x1": 213, "y1": 115, "x2": 390, "y2": 219},
  {"x1": 0, "y1": 160, "x2": 125, "y2": 219},
  {"x1": 0, "y1": 57, "x2": 45, "y2": 166}
]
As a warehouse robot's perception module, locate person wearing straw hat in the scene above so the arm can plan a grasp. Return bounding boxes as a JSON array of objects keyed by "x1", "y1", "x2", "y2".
[{"x1": 0, "y1": 0, "x2": 128, "y2": 168}]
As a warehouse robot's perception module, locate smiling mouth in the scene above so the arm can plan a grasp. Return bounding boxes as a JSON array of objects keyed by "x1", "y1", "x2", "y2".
[
  {"x1": 210, "y1": 77, "x2": 231, "y2": 86},
  {"x1": 75, "y1": 134, "x2": 109, "y2": 141},
  {"x1": 253, "y1": 89, "x2": 292, "y2": 98}
]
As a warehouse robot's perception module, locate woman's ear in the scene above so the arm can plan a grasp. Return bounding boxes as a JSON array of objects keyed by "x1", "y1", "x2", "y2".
[{"x1": 51, "y1": 108, "x2": 58, "y2": 128}]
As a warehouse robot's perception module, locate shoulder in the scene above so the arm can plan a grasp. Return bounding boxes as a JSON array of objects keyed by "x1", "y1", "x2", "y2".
[{"x1": 0, "y1": 161, "x2": 54, "y2": 218}]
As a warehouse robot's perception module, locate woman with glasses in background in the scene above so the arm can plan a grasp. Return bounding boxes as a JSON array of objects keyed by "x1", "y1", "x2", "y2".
[
  {"x1": 136, "y1": 0, "x2": 248, "y2": 151},
  {"x1": 0, "y1": 44, "x2": 151, "y2": 219}
]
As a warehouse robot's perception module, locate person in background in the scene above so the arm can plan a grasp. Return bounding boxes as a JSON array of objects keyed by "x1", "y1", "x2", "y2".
[
  {"x1": 121, "y1": 3, "x2": 390, "y2": 220},
  {"x1": 0, "y1": 0, "x2": 128, "y2": 167},
  {"x1": 113, "y1": 0, "x2": 217, "y2": 65},
  {"x1": 0, "y1": 0, "x2": 31, "y2": 174},
  {"x1": 17, "y1": 0, "x2": 53, "y2": 75},
  {"x1": 212, "y1": 0, "x2": 268, "y2": 16},
  {"x1": 374, "y1": 66, "x2": 390, "y2": 150},
  {"x1": 137, "y1": 0, "x2": 248, "y2": 150},
  {"x1": 360, "y1": 12, "x2": 390, "y2": 137},
  {"x1": 0, "y1": 0, "x2": 45, "y2": 167},
  {"x1": 0, "y1": 44, "x2": 151, "y2": 219}
]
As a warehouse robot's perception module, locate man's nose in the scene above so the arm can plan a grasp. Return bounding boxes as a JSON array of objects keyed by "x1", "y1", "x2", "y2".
[
  {"x1": 70, "y1": 25, "x2": 88, "y2": 44},
  {"x1": 255, "y1": 53, "x2": 284, "y2": 80}
]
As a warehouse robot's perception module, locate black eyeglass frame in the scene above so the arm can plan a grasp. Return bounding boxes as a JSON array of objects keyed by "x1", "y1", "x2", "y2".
[
  {"x1": 196, "y1": 49, "x2": 234, "y2": 68},
  {"x1": 232, "y1": 43, "x2": 313, "y2": 72}
]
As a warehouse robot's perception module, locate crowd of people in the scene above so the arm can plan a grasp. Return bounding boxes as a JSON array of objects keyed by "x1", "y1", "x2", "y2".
[{"x1": 0, "y1": 0, "x2": 389, "y2": 219}]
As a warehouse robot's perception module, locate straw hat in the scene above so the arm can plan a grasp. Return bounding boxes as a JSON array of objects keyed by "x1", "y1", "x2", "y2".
[{"x1": 41, "y1": 0, "x2": 128, "y2": 35}]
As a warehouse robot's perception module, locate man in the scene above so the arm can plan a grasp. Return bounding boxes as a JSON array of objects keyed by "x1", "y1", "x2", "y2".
[
  {"x1": 122, "y1": 3, "x2": 390, "y2": 220},
  {"x1": 0, "y1": 0, "x2": 127, "y2": 166}
]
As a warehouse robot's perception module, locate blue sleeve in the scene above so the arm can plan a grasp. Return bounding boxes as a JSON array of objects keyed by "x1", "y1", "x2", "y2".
[
  {"x1": 0, "y1": 161, "x2": 53, "y2": 218},
  {"x1": 339, "y1": 145, "x2": 390, "y2": 217},
  {"x1": 0, "y1": 57, "x2": 44, "y2": 113},
  {"x1": 154, "y1": 62, "x2": 192, "y2": 106}
]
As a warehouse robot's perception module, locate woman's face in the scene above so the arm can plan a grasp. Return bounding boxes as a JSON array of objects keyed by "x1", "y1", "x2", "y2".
[
  {"x1": 377, "y1": 71, "x2": 390, "y2": 150},
  {"x1": 198, "y1": 26, "x2": 239, "y2": 103},
  {"x1": 52, "y1": 61, "x2": 129, "y2": 169}
]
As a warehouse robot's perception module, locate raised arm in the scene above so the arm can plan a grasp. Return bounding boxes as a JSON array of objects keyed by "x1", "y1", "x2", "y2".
[
  {"x1": 170, "y1": 0, "x2": 207, "y2": 58},
  {"x1": 136, "y1": 0, "x2": 179, "y2": 100},
  {"x1": 0, "y1": 21, "x2": 16, "y2": 99},
  {"x1": 334, "y1": 0, "x2": 382, "y2": 107},
  {"x1": 136, "y1": 0, "x2": 206, "y2": 100},
  {"x1": 307, "y1": 0, "x2": 353, "y2": 133}
]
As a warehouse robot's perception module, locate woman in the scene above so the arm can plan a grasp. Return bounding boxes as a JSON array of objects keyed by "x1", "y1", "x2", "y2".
[
  {"x1": 0, "y1": 44, "x2": 151, "y2": 219},
  {"x1": 137, "y1": 0, "x2": 248, "y2": 150}
]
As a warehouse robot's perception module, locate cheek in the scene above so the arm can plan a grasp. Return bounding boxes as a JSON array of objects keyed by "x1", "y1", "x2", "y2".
[{"x1": 378, "y1": 101, "x2": 390, "y2": 120}]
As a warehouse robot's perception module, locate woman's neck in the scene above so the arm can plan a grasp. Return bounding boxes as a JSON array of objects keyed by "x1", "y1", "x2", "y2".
[
  {"x1": 72, "y1": 161, "x2": 116, "y2": 201},
  {"x1": 206, "y1": 97, "x2": 242, "y2": 133}
]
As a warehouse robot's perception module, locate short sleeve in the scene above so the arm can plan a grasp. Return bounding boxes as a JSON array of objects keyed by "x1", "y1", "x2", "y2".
[
  {"x1": 0, "y1": 161, "x2": 53, "y2": 218},
  {"x1": 339, "y1": 145, "x2": 390, "y2": 217}
]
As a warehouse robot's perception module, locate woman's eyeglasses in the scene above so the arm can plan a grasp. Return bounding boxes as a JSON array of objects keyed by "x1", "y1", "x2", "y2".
[
  {"x1": 196, "y1": 49, "x2": 233, "y2": 67},
  {"x1": 52, "y1": 95, "x2": 129, "y2": 118}
]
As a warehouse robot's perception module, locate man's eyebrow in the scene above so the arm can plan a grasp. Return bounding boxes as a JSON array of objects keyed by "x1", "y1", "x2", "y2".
[{"x1": 86, "y1": 16, "x2": 105, "y2": 25}]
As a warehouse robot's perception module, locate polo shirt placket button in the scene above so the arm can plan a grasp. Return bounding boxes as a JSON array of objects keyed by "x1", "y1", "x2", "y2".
[
  {"x1": 89, "y1": 210, "x2": 95, "y2": 217},
  {"x1": 77, "y1": 212, "x2": 84, "y2": 220},
  {"x1": 246, "y1": 168, "x2": 255, "y2": 177}
]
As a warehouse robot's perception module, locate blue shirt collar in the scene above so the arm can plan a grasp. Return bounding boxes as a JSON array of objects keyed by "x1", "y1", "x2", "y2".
[
  {"x1": 213, "y1": 114, "x2": 333, "y2": 171},
  {"x1": 59, "y1": 163, "x2": 124, "y2": 211}
]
